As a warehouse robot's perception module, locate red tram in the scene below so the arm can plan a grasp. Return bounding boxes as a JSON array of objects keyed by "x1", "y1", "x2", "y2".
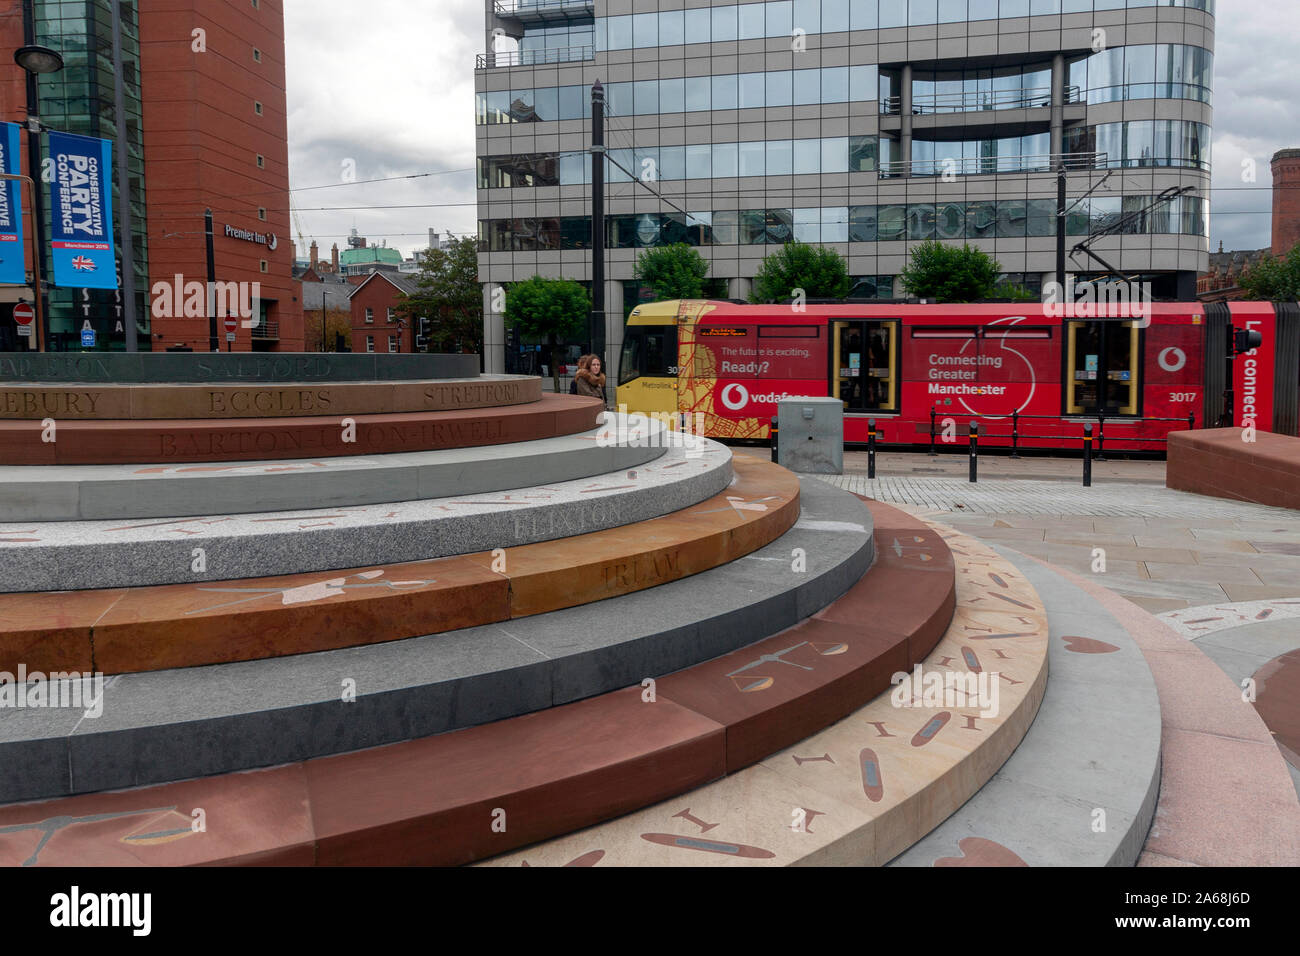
[{"x1": 617, "y1": 299, "x2": 1299, "y2": 451}]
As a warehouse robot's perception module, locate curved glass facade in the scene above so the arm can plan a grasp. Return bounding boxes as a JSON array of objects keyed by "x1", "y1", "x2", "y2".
[
  {"x1": 596, "y1": 0, "x2": 1214, "y2": 50},
  {"x1": 1070, "y1": 44, "x2": 1213, "y2": 105},
  {"x1": 1065, "y1": 120, "x2": 1210, "y2": 169},
  {"x1": 479, "y1": 194, "x2": 1208, "y2": 252},
  {"x1": 479, "y1": 136, "x2": 877, "y2": 188},
  {"x1": 476, "y1": 65, "x2": 878, "y2": 124}
]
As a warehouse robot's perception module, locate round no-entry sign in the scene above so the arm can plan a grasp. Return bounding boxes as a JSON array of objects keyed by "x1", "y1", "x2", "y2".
[
  {"x1": 224, "y1": 316, "x2": 238, "y2": 334},
  {"x1": 13, "y1": 303, "x2": 35, "y2": 333}
]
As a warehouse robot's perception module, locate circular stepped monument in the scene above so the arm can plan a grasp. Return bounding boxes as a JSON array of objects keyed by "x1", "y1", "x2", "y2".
[{"x1": 4, "y1": 351, "x2": 1286, "y2": 868}]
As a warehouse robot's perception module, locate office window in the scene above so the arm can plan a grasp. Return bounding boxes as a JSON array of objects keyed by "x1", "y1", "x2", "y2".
[
  {"x1": 365, "y1": 308, "x2": 374, "y2": 324},
  {"x1": 366, "y1": 336, "x2": 374, "y2": 353},
  {"x1": 388, "y1": 335, "x2": 398, "y2": 353},
  {"x1": 259, "y1": 260, "x2": 268, "y2": 273},
  {"x1": 256, "y1": 154, "x2": 264, "y2": 168},
  {"x1": 257, "y1": 207, "x2": 266, "y2": 221},
  {"x1": 254, "y1": 101, "x2": 263, "y2": 115},
  {"x1": 387, "y1": 307, "x2": 395, "y2": 323}
]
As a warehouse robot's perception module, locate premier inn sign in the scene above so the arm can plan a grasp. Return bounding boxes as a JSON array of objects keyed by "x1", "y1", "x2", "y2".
[{"x1": 224, "y1": 223, "x2": 278, "y2": 250}]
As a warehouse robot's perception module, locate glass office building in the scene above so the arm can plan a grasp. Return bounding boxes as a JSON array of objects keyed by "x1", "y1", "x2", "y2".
[
  {"x1": 475, "y1": 0, "x2": 1214, "y2": 372},
  {"x1": 30, "y1": 0, "x2": 151, "y2": 350}
]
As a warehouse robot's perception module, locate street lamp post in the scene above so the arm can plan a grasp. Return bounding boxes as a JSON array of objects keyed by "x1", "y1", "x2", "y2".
[{"x1": 14, "y1": 7, "x2": 64, "y2": 353}]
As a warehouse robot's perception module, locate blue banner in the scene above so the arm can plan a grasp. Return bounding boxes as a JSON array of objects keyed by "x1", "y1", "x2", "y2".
[
  {"x1": 48, "y1": 130, "x2": 117, "y2": 290},
  {"x1": 0, "y1": 122, "x2": 24, "y2": 286}
]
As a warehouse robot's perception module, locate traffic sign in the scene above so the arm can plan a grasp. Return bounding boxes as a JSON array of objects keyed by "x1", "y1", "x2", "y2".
[
  {"x1": 224, "y1": 316, "x2": 238, "y2": 334},
  {"x1": 226, "y1": 332, "x2": 236, "y2": 343},
  {"x1": 12, "y1": 302, "x2": 34, "y2": 336},
  {"x1": 80, "y1": 328, "x2": 96, "y2": 348}
]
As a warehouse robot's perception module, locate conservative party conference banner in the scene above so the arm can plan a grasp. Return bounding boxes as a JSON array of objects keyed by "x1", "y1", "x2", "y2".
[
  {"x1": 48, "y1": 130, "x2": 117, "y2": 290},
  {"x1": 0, "y1": 122, "x2": 25, "y2": 286}
]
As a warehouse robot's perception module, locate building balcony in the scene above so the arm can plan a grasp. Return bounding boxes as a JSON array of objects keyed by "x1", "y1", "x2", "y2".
[
  {"x1": 493, "y1": 0, "x2": 594, "y2": 23},
  {"x1": 880, "y1": 151, "x2": 1107, "y2": 178},
  {"x1": 251, "y1": 319, "x2": 279, "y2": 340},
  {"x1": 476, "y1": 44, "x2": 593, "y2": 69},
  {"x1": 881, "y1": 86, "x2": 1081, "y2": 115}
]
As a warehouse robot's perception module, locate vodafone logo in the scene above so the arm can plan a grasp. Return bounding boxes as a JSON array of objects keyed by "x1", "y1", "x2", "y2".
[
  {"x1": 1158, "y1": 347, "x2": 1187, "y2": 372},
  {"x1": 720, "y1": 383, "x2": 749, "y2": 410}
]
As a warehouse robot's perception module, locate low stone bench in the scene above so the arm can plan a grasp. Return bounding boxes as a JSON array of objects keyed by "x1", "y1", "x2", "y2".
[{"x1": 1167, "y1": 427, "x2": 1300, "y2": 511}]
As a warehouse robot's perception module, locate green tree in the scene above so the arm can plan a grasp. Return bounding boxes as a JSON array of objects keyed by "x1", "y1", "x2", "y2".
[
  {"x1": 992, "y1": 280, "x2": 1038, "y2": 302},
  {"x1": 634, "y1": 243, "x2": 710, "y2": 301},
  {"x1": 397, "y1": 236, "x2": 483, "y2": 354},
  {"x1": 898, "y1": 240, "x2": 1003, "y2": 302},
  {"x1": 749, "y1": 241, "x2": 852, "y2": 303},
  {"x1": 1239, "y1": 244, "x2": 1300, "y2": 301},
  {"x1": 503, "y1": 276, "x2": 591, "y2": 392}
]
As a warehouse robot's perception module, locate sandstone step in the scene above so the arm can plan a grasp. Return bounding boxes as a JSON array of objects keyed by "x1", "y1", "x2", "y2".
[
  {"x1": 0, "y1": 428, "x2": 728, "y2": 591},
  {"x1": 477, "y1": 512, "x2": 1035, "y2": 868},
  {"x1": 0, "y1": 375, "x2": 541, "y2": 420},
  {"x1": 0, "y1": 414, "x2": 672, "y2": 521},
  {"x1": 0, "y1": 475, "x2": 869, "y2": 804},
  {"x1": 887, "y1": 545, "x2": 1162, "y2": 867},
  {"x1": 0, "y1": 393, "x2": 602, "y2": 465}
]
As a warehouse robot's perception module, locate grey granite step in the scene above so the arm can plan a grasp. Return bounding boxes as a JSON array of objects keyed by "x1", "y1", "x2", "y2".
[
  {"x1": 0, "y1": 426, "x2": 729, "y2": 592},
  {"x1": 0, "y1": 416, "x2": 669, "y2": 522},
  {"x1": 888, "y1": 545, "x2": 1161, "y2": 867},
  {"x1": 0, "y1": 476, "x2": 874, "y2": 803}
]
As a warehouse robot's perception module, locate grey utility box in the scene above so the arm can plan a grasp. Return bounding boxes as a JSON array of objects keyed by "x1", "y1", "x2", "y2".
[{"x1": 776, "y1": 397, "x2": 843, "y2": 474}]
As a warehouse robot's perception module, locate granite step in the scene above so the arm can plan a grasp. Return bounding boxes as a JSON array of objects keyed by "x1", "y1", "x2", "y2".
[
  {"x1": 0, "y1": 429, "x2": 729, "y2": 591},
  {"x1": 0, "y1": 414, "x2": 672, "y2": 521}
]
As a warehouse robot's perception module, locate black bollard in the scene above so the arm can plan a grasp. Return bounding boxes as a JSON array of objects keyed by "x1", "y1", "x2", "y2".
[
  {"x1": 1083, "y1": 423, "x2": 1093, "y2": 487},
  {"x1": 968, "y1": 421, "x2": 978, "y2": 483},
  {"x1": 1010, "y1": 409, "x2": 1020, "y2": 459},
  {"x1": 1188, "y1": 410, "x2": 1195, "y2": 432},
  {"x1": 928, "y1": 406, "x2": 937, "y2": 457},
  {"x1": 1096, "y1": 413, "x2": 1106, "y2": 461},
  {"x1": 868, "y1": 418, "x2": 877, "y2": 479},
  {"x1": 770, "y1": 415, "x2": 779, "y2": 463}
]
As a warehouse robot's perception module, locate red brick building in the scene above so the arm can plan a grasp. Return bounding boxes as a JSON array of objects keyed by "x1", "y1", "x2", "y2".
[
  {"x1": 1198, "y1": 147, "x2": 1300, "y2": 302},
  {"x1": 1272, "y1": 149, "x2": 1300, "y2": 258},
  {"x1": 0, "y1": 0, "x2": 301, "y2": 352},
  {"x1": 348, "y1": 272, "x2": 417, "y2": 354},
  {"x1": 140, "y1": 0, "x2": 302, "y2": 351}
]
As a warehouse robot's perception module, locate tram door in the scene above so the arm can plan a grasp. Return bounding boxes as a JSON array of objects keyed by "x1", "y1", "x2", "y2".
[
  {"x1": 832, "y1": 320, "x2": 897, "y2": 412},
  {"x1": 1066, "y1": 320, "x2": 1140, "y2": 415}
]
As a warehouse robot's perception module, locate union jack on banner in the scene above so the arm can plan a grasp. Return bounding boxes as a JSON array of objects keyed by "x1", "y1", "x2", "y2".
[{"x1": 71, "y1": 255, "x2": 96, "y2": 272}]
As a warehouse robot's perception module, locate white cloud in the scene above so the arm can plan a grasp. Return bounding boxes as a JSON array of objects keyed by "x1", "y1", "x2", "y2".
[{"x1": 284, "y1": 2, "x2": 1299, "y2": 258}]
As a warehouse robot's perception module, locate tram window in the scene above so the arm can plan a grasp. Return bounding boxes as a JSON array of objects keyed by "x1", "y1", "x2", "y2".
[
  {"x1": 833, "y1": 320, "x2": 897, "y2": 412},
  {"x1": 1066, "y1": 320, "x2": 1139, "y2": 415},
  {"x1": 620, "y1": 325, "x2": 678, "y2": 385}
]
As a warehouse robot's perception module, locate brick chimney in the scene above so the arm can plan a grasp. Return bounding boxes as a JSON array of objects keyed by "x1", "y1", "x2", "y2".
[
  {"x1": 309, "y1": 240, "x2": 319, "y2": 269},
  {"x1": 331, "y1": 243, "x2": 340, "y2": 273},
  {"x1": 1271, "y1": 148, "x2": 1300, "y2": 256}
]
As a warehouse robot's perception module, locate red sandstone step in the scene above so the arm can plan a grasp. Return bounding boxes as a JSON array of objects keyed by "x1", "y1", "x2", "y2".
[
  {"x1": 0, "y1": 456, "x2": 800, "y2": 674},
  {"x1": 0, "y1": 394, "x2": 602, "y2": 465},
  {"x1": 0, "y1": 500, "x2": 955, "y2": 867}
]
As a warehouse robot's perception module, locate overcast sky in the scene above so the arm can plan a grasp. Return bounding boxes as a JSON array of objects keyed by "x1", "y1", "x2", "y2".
[{"x1": 284, "y1": 0, "x2": 1297, "y2": 259}]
